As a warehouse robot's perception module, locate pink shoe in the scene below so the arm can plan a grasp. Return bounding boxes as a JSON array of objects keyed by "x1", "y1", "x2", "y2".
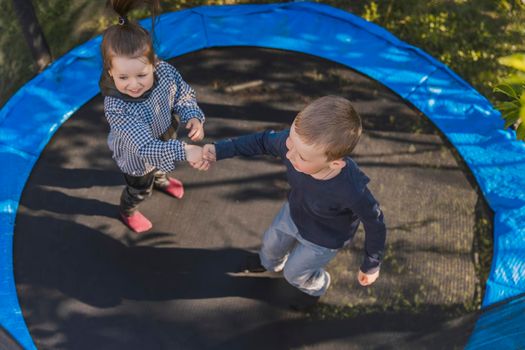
[
  {"x1": 160, "y1": 177, "x2": 184, "y2": 199},
  {"x1": 120, "y1": 211, "x2": 152, "y2": 233}
]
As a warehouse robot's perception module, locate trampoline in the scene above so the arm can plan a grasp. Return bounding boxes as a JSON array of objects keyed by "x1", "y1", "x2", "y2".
[{"x1": 1, "y1": 3, "x2": 525, "y2": 349}]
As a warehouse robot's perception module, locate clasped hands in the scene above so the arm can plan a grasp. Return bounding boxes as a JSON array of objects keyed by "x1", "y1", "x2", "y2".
[{"x1": 184, "y1": 142, "x2": 217, "y2": 171}]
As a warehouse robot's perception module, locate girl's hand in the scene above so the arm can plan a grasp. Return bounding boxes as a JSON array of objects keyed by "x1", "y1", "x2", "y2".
[
  {"x1": 186, "y1": 118, "x2": 204, "y2": 142},
  {"x1": 190, "y1": 160, "x2": 210, "y2": 171},
  {"x1": 357, "y1": 269, "x2": 379, "y2": 286},
  {"x1": 184, "y1": 144, "x2": 210, "y2": 171}
]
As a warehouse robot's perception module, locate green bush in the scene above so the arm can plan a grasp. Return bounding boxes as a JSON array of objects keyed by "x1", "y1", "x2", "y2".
[{"x1": 494, "y1": 53, "x2": 525, "y2": 140}]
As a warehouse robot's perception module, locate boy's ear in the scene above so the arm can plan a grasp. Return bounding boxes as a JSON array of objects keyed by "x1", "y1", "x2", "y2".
[{"x1": 330, "y1": 159, "x2": 346, "y2": 170}]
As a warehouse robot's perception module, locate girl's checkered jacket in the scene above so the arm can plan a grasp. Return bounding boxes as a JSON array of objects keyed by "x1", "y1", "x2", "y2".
[{"x1": 100, "y1": 60, "x2": 205, "y2": 176}]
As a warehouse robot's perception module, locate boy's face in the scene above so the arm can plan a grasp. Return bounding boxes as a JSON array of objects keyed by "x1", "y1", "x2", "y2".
[
  {"x1": 285, "y1": 123, "x2": 343, "y2": 178},
  {"x1": 109, "y1": 56, "x2": 154, "y2": 98}
]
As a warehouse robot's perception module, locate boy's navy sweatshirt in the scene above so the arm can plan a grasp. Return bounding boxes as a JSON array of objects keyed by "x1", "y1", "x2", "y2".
[{"x1": 215, "y1": 129, "x2": 386, "y2": 273}]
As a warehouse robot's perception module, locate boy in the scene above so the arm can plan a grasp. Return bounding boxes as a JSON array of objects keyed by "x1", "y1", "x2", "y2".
[{"x1": 203, "y1": 96, "x2": 386, "y2": 310}]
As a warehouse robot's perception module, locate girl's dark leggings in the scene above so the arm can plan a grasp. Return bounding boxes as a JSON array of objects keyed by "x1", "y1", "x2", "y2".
[
  {"x1": 120, "y1": 113, "x2": 180, "y2": 215},
  {"x1": 120, "y1": 170, "x2": 171, "y2": 215}
]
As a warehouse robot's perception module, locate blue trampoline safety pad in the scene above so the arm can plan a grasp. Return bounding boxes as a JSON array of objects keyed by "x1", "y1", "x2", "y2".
[{"x1": 0, "y1": 2, "x2": 524, "y2": 349}]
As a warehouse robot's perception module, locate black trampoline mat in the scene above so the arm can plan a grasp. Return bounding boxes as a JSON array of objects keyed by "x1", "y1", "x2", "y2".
[{"x1": 14, "y1": 47, "x2": 482, "y2": 349}]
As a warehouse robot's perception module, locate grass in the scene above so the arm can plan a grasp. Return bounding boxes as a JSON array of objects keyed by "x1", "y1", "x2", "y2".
[{"x1": 1, "y1": 0, "x2": 525, "y2": 107}]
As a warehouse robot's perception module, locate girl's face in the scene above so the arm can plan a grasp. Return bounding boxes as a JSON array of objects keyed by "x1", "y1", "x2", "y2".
[{"x1": 109, "y1": 56, "x2": 154, "y2": 98}]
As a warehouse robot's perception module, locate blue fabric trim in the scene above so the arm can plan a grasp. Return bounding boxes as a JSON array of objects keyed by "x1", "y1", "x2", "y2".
[
  {"x1": 0, "y1": 146, "x2": 38, "y2": 350},
  {"x1": 0, "y1": 2, "x2": 523, "y2": 348},
  {"x1": 466, "y1": 293, "x2": 525, "y2": 349}
]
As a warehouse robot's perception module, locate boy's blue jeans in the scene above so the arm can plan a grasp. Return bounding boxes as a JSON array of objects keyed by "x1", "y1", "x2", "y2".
[{"x1": 259, "y1": 202, "x2": 341, "y2": 297}]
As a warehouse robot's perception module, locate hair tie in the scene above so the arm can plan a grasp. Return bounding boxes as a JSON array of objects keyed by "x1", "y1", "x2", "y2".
[{"x1": 118, "y1": 16, "x2": 128, "y2": 25}]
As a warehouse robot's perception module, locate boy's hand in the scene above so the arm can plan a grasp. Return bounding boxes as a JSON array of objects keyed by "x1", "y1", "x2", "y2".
[
  {"x1": 203, "y1": 144, "x2": 217, "y2": 162},
  {"x1": 186, "y1": 118, "x2": 205, "y2": 142},
  {"x1": 184, "y1": 144, "x2": 210, "y2": 171},
  {"x1": 357, "y1": 269, "x2": 379, "y2": 286}
]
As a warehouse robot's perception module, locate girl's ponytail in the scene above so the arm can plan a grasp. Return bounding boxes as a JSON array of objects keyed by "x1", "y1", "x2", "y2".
[
  {"x1": 107, "y1": 0, "x2": 160, "y2": 26},
  {"x1": 101, "y1": 0, "x2": 161, "y2": 71}
]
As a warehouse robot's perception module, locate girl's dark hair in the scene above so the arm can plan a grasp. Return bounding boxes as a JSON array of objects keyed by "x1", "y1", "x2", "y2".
[{"x1": 101, "y1": 0, "x2": 161, "y2": 71}]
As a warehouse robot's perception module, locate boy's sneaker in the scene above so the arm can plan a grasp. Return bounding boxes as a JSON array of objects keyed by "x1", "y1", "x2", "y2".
[
  {"x1": 158, "y1": 177, "x2": 184, "y2": 199},
  {"x1": 120, "y1": 211, "x2": 152, "y2": 233},
  {"x1": 241, "y1": 254, "x2": 266, "y2": 273},
  {"x1": 289, "y1": 292, "x2": 320, "y2": 312}
]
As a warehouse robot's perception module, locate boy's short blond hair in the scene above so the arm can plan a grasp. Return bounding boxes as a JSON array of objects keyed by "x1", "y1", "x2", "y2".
[{"x1": 294, "y1": 96, "x2": 362, "y2": 161}]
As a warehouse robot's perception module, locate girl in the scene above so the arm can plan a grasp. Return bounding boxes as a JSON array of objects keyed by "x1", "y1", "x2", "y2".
[{"x1": 100, "y1": 0, "x2": 208, "y2": 233}]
